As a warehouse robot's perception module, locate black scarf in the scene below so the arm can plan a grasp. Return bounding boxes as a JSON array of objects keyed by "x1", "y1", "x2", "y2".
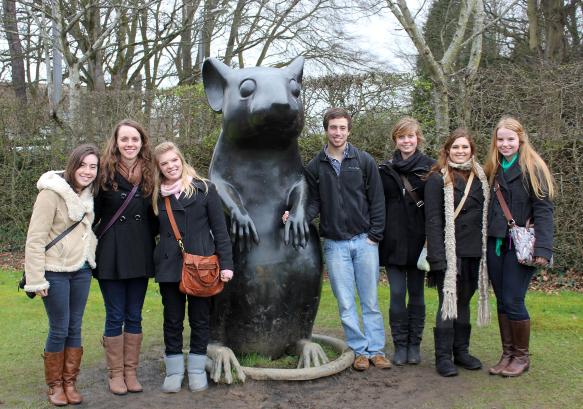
[{"x1": 391, "y1": 149, "x2": 423, "y2": 174}]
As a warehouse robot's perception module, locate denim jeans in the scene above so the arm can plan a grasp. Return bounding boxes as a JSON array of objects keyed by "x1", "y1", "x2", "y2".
[
  {"x1": 323, "y1": 233, "x2": 385, "y2": 357},
  {"x1": 42, "y1": 268, "x2": 92, "y2": 352},
  {"x1": 98, "y1": 277, "x2": 149, "y2": 336},
  {"x1": 386, "y1": 265, "x2": 425, "y2": 315},
  {"x1": 487, "y1": 238, "x2": 535, "y2": 321},
  {"x1": 159, "y1": 282, "x2": 211, "y2": 356}
]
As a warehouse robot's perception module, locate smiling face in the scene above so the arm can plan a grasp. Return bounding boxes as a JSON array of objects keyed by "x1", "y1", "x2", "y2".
[
  {"x1": 448, "y1": 136, "x2": 473, "y2": 164},
  {"x1": 74, "y1": 154, "x2": 99, "y2": 191},
  {"x1": 157, "y1": 149, "x2": 183, "y2": 183},
  {"x1": 496, "y1": 127, "x2": 520, "y2": 161},
  {"x1": 116, "y1": 125, "x2": 142, "y2": 163},
  {"x1": 325, "y1": 117, "x2": 350, "y2": 151},
  {"x1": 395, "y1": 129, "x2": 418, "y2": 159}
]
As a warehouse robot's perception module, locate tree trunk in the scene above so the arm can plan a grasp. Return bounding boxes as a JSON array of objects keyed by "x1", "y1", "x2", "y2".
[
  {"x1": 2, "y1": 0, "x2": 27, "y2": 104},
  {"x1": 542, "y1": 0, "x2": 566, "y2": 63},
  {"x1": 527, "y1": 0, "x2": 541, "y2": 56},
  {"x1": 432, "y1": 86, "x2": 450, "y2": 139}
]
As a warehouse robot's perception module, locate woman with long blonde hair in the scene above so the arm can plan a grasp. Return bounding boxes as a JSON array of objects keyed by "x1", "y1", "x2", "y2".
[
  {"x1": 485, "y1": 116, "x2": 554, "y2": 377},
  {"x1": 152, "y1": 141, "x2": 233, "y2": 393},
  {"x1": 424, "y1": 129, "x2": 490, "y2": 377},
  {"x1": 93, "y1": 119, "x2": 157, "y2": 395}
]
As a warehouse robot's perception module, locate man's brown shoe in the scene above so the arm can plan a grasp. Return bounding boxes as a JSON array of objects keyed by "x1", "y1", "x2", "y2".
[
  {"x1": 353, "y1": 355, "x2": 370, "y2": 371},
  {"x1": 370, "y1": 354, "x2": 392, "y2": 369}
]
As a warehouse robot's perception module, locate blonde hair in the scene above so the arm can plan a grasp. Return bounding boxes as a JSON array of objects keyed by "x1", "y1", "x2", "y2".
[
  {"x1": 391, "y1": 116, "x2": 425, "y2": 148},
  {"x1": 484, "y1": 116, "x2": 555, "y2": 199},
  {"x1": 152, "y1": 141, "x2": 208, "y2": 215}
]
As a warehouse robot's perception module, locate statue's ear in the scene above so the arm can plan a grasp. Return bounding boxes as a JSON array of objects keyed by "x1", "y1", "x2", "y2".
[
  {"x1": 202, "y1": 58, "x2": 231, "y2": 112},
  {"x1": 286, "y1": 56, "x2": 304, "y2": 85}
]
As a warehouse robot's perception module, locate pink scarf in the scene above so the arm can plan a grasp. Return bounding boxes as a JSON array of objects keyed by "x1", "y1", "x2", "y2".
[{"x1": 161, "y1": 176, "x2": 192, "y2": 198}]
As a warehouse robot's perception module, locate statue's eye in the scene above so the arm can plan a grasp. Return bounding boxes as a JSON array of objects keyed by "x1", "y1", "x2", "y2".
[
  {"x1": 239, "y1": 79, "x2": 256, "y2": 98},
  {"x1": 289, "y1": 79, "x2": 300, "y2": 98}
]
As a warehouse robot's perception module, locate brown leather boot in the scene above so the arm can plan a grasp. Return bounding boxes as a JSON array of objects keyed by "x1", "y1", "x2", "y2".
[
  {"x1": 489, "y1": 313, "x2": 513, "y2": 375},
  {"x1": 63, "y1": 347, "x2": 84, "y2": 404},
  {"x1": 102, "y1": 335, "x2": 127, "y2": 395},
  {"x1": 44, "y1": 351, "x2": 68, "y2": 406},
  {"x1": 123, "y1": 332, "x2": 143, "y2": 392},
  {"x1": 501, "y1": 319, "x2": 530, "y2": 377}
]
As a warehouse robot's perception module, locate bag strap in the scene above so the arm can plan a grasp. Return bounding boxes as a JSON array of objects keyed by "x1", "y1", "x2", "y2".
[
  {"x1": 97, "y1": 184, "x2": 139, "y2": 239},
  {"x1": 164, "y1": 196, "x2": 185, "y2": 254},
  {"x1": 495, "y1": 182, "x2": 516, "y2": 227},
  {"x1": 45, "y1": 216, "x2": 84, "y2": 251},
  {"x1": 399, "y1": 174, "x2": 424, "y2": 207},
  {"x1": 453, "y1": 172, "x2": 475, "y2": 220}
]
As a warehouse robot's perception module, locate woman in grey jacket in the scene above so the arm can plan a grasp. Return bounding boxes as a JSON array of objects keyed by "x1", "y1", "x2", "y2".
[
  {"x1": 152, "y1": 141, "x2": 233, "y2": 393},
  {"x1": 24, "y1": 144, "x2": 99, "y2": 406}
]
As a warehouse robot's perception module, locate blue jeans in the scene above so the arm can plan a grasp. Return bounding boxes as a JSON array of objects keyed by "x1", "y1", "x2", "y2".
[
  {"x1": 42, "y1": 269, "x2": 92, "y2": 352},
  {"x1": 98, "y1": 277, "x2": 149, "y2": 336},
  {"x1": 323, "y1": 233, "x2": 386, "y2": 357},
  {"x1": 487, "y1": 238, "x2": 535, "y2": 321}
]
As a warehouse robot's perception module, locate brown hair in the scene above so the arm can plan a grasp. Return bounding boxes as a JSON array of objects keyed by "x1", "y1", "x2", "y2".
[
  {"x1": 391, "y1": 116, "x2": 425, "y2": 148},
  {"x1": 99, "y1": 119, "x2": 155, "y2": 195},
  {"x1": 484, "y1": 116, "x2": 555, "y2": 199},
  {"x1": 63, "y1": 143, "x2": 100, "y2": 194},
  {"x1": 323, "y1": 108, "x2": 352, "y2": 131},
  {"x1": 429, "y1": 128, "x2": 477, "y2": 185}
]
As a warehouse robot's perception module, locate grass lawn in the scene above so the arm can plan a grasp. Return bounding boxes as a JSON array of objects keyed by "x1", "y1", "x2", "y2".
[{"x1": 1, "y1": 268, "x2": 582, "y2": 408}]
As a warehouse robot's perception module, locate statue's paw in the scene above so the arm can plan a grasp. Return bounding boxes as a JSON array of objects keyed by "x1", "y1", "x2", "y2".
[
  {"x1": 230, "y1": 209, "x2": 259, "y2": 249},
  {"x1": 296, "y1": 339, "x2": 329, "y2": 369},
  {"x1": 207, "y1": 344, "x2": 246, "y2": 384}
]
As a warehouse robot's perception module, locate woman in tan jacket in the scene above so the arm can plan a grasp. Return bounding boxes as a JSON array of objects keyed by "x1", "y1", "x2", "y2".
[{"x1": 24, "y1": 144, "x2": 100, "y2": 406}]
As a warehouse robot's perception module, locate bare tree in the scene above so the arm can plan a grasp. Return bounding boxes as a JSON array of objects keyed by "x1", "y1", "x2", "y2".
[{"x1": 2, "y1": 0, "x2": 27, "y2": 104}]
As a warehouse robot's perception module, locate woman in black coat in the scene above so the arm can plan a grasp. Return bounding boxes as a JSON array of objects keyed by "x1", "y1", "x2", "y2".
[
  {"x1": 379, "y1": 117, "x2": 434, "y2": 365},
  {"x1": 94, "y1": 119, "x2": 157, "y2": 395},
  {"x1": 484, "y1": 116, "x2": 554, "y2": 378},
  {"x1": 424, "y1": 129, "x2": 490, "y2": 377},
  {"x1": 153, "y1": 141, "x2": 233, "y2": 393}
]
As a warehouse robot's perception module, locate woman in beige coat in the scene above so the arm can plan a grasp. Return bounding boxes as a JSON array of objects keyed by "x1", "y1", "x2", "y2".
[{"x1": 24, "y1": 144, "x2": 100, "y2": 406}]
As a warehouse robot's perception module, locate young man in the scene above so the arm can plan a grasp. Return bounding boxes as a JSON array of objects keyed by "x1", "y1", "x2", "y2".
[{"x1": 305, "y1": 108, "x2": 390, "y2": 370}]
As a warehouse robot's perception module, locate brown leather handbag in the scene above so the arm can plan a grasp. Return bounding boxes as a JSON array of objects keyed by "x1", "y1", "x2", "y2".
[{"x1": 164, "y1": 197, "x2": 224, "y2": 297}]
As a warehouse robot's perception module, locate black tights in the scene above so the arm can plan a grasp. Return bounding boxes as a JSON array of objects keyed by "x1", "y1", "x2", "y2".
[
  {"x1": 387, "y1": 266, "x2": 425, "y2": 314},
  {"x1": 435, "y1": 258, "x2": 479, "y2": 328}
]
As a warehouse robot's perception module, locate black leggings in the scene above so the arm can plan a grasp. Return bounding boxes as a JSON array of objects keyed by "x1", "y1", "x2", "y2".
[
  {"x1": 435, "y1": 257, "x2": 479, "y2": 328},
  {"x1": 386, "y1": 265, "x2": 425, "y2": 314},
  {"x1": 159, "y1": 282, "x2": 210, "y2": 356}
]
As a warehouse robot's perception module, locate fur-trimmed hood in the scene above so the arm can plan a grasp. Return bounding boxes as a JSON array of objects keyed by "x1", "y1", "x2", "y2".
[{"x1": 37, "y1": 170, "x2": 94, "y2": 222}]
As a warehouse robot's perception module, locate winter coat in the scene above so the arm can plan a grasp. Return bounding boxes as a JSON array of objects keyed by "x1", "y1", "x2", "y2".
[
  {"x1": 488, "y1": 161, "x2": 554, "y2": 261},
  {"x1": 378, "y1": 153, "x2": 434, "y2": 267},
  {"x1": 24, "y1": 171, "x2": 97, "y2": 291},
  {"x1": 93, "y1": 172, "x2": 157, "y2": 280},
  {"x1": 154, "y1": 181, "x2": 233, "y2": 282},
  {"x1": 424, "y1": 171, "x2": 485, "y2": 271},
  {"x1": 305, "y1": 143, "x2": 385, "y2": 242}
]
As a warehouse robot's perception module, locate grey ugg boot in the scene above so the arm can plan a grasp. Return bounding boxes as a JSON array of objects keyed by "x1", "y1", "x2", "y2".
[
  {"x1": 187, "y1": 354, "x2": 208, "y2": 392},
  {"x1": 161, "y1": 354, "x2": 184, "y2": 393}
]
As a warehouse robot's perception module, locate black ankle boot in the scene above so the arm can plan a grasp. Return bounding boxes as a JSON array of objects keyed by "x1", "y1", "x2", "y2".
[
  {"x1": 453, "y1": 322, "x2": 482, "y2": 370},
  {"x1": 434, "y1": 327, "x2": 458, "y2": 377}
]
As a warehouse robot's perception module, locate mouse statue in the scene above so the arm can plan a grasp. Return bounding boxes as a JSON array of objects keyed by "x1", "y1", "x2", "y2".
[{"x1": 202, "y1": 56, "x2": 326, "y2": 383}]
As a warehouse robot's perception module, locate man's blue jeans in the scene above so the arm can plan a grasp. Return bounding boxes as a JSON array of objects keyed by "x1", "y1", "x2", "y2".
[
  {"x1": 323, "y1": 233, "x2": 386, "y2": 357},
  {"x1": 42, "y1": 268, "x2": 92, "y2": 352}
]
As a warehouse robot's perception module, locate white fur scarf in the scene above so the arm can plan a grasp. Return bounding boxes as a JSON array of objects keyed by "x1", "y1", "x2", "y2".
[{"x1": 441, "y1": 158, "x2": 491, "y2": 327}]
